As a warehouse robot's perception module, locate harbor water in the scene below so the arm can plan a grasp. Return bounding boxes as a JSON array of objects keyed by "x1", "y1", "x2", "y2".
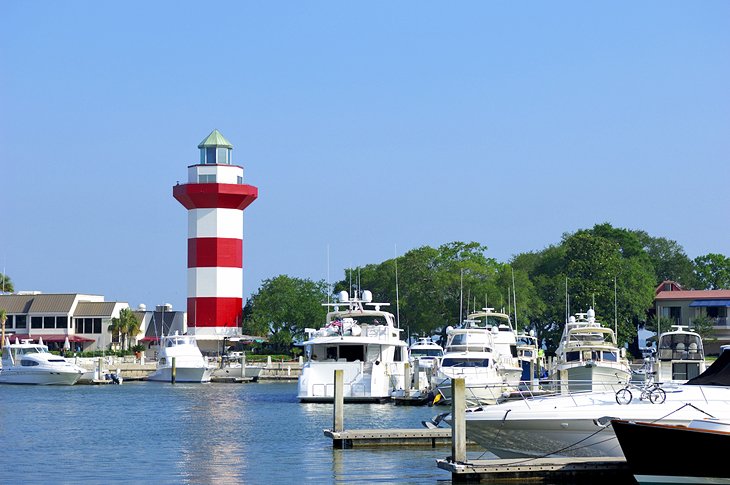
[{"x1": 0, "y1": 381, "x2": 477, "y2": 484}]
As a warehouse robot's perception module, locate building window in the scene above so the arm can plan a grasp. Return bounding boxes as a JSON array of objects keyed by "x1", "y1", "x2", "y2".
[
  {"x1": 56, "y1": 316, "x2": 68, "y2": 329},
  {"x1": 16, "y1": 315, "x2": 26, "y2": 329},
  {"x1": 4, "y1": 315, "x2": 13, "y2": 329},
  {"x1": 661, "y1": 306, "x2": 682, "y2": 324},
  {"x1": 44, "y1": 316, "x2": 55, "y2": 329},
  {"x1": 75, "y1": 318, "x2": 82, "y2": 333},
  {"x1": 31, "y1": 316, "x2": 42, "y2": 329},
  {"x1": 93, "y1": 318, "x2": 102, "y2": 334}
]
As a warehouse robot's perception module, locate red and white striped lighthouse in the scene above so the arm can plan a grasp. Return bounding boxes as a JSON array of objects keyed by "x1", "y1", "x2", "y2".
[{"x1": 173, "y1": 130, "x2": 258, "y2": 340}]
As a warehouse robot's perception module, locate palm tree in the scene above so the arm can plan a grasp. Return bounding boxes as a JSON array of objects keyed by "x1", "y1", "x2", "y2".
[
  {"x1": 109, "y1": 308, "x2": 141, "y2": 351},
  {"x1": 0, "y1": 309, "x2": 6, "y2": 351},
  {"x1": 126, "y1": 310, "x2": 143, "y2": 350},
  {"x1": 0, "y1": 273, "x2": 13, "y2": 294}
]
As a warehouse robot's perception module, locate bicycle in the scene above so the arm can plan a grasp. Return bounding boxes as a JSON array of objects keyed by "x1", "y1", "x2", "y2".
[{"x1": 615, "y1": 377, "x2": 666, "y2": 405}]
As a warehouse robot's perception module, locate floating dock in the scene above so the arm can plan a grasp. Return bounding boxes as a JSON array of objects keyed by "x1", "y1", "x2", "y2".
[
  {"x1": 324, "y1": 427, "x2": 452, "y2": 448},
  {"x1": 437, "y1": 456, "x2": 631, "y2": 483}
]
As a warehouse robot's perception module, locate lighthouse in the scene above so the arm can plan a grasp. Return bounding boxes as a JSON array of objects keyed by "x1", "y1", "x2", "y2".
[{"x1": 173, "y1": 130, "x2": 258, "y2": 344}]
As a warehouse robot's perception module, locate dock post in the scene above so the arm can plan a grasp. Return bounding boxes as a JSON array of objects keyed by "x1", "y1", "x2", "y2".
[
  {"x1": 97, "y1": 357, "x2": 103, "y2": 381},
  {"x1": 413, "y1": 360, "x2": 421, "y2": 391},
  {"x1": 241, "y1": 352, "x2": 246, "y2": 379},
  {"x1": 333, "y1": 369, "x2": 346, "y2": 448},
  {"x1": 451, "y1": 377, "x2": 466, "y2": 463},
  {"x1": 404, "y1": 362, "x2": 411, "y2": 398},
  {"x1": 171, "y1": 356, "x2": 176, "y2": 384}
]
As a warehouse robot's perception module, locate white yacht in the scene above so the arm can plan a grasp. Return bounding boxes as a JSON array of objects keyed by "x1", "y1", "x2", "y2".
[
  {"x1": 655, "y1": 325, "x2": 706, "y2": 383},
  {"x1": 515, "y1": 330, "x2": 540, "y2": 382},
  {"x1": 147, "y1": 332, "x2": 213, "y2": 383},
  {"x1": 546, "y1": 309, "x2": 631, "y2": 392},
  {"x1": 408, "y1": 336, "x2": 444, "y2": 370},
  {"x1": 433, "y1": 310, "x2": 523, "y2": 406},
  {"x1": 0, "y1": 339, "x2": 85, "y2": 385},
  {"x1": 297, "y1": 290, "x2": 409, "y2": 403}
]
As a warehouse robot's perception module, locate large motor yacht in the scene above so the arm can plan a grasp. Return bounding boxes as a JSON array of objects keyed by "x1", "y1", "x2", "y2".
[
  {"x1": 147, "y1": 332, "x2": 213, "y2": 383},
  {"x1": 0, "y1": 338, "x2": 85, "y2": 385},
  {"x1": 433, "y1": 309, "x2": 523, "y2": 406},
  {"x1": 546, "y1": 308, "x2": 631, "y2": 392},
  {"x1": 297, "y1": 290, "x2": 409, "y2": 403}
]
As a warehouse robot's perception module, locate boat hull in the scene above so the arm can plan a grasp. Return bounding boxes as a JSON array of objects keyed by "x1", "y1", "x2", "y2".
[
  {"x1": 463, "y1": 385, "x2": 730, "y2": 458},
  {"x1": 0, "y1": 368, "x2": 82, "y2": 385},
  {"x1": 297, "y1": 361, "x2": 402, "y2": 403},
  {"x1": 147, "y1": 366, "x2": 212, "y2": 383},
  {"x1": 612, "y1": 419, "x2": 730, "y2": 484}
]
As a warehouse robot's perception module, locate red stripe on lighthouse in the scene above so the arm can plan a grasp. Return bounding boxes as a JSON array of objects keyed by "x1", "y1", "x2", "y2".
[
  {"x1": 188, "y1": 238, "x2": 243, "y2": 268},
  {"x1": 188, "y1": 297, "x2": 243, "y2": 328}
]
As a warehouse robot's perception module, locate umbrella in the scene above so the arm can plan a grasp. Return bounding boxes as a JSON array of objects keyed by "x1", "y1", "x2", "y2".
[
  {"x1": 38, "y1": 336, "x2": 44, "y2": 346},
  {"x1": 15, "y1": 337, "x2": 19, "y2": 344},
  {"x1": 63, "y1": 336, "x2": 71, "y2": 351}
]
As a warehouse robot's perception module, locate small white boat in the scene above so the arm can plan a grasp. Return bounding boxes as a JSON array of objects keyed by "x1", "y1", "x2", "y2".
[
  {"x1": 408, "y1": 336, "x2": 444, "y2": 370},
  {"x1": 0, "y1": 339, "x2": 85, "y2": 385},
  {"x1": 459, "y1": 350, "x2": 730, "y2": 459},
  {"x1": 546, "y1": 308, "x2": 632, "y2": 392},
  {"x1": 147, "y1": 332, "x2": 212, "y2": 383}
]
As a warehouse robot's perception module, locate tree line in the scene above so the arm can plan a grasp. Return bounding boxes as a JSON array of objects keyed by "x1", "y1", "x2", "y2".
[{"x1": 243, "y1": 223, "x2": 730, "y2": 356}]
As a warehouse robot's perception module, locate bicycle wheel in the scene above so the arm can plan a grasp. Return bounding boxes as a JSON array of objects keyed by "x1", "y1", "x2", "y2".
[
  {"x1": 649, "y1": 387, "x2": 666, "y2": 404},
  {"x1": 615, "y1": 388, "x2": 632, "y2": 405}
]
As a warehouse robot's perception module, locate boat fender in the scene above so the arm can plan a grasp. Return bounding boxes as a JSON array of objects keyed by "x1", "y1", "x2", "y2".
[{"x1": 375, "y1": 360, "x2": 380, "y2": 365}]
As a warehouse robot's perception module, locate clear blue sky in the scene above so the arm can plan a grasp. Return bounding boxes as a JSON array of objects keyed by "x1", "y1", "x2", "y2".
[{"x1": 2, "y1": 1, "x2": 728, "y2": 312}]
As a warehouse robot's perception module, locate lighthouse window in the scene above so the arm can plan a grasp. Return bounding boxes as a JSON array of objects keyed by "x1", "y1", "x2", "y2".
[
  {"x1": 217, "y1": 147, "x2": 229, "y2": 164},
  {"x1": 198, "y1": 174, "x2": 216, "y2": 183},
  {"x1": 205, "y1": 147, "x2": 216, "y2": 164}
]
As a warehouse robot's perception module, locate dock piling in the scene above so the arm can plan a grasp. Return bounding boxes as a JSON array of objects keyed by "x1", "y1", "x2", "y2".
[
  {"x1": 451, "y1": 377, "x2": 466, "y2": 463},
  {"x1": 171, "y1": 356, "x2": 176, "y2": 384}
]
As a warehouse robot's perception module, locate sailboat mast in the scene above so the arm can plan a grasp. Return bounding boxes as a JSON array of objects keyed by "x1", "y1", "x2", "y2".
[
  {"x1": 512, "y1": 267, "x2": 518, "y2": 331},
  {"x1": 394, "y1": 244, "x2": 400, "y2": 329}
]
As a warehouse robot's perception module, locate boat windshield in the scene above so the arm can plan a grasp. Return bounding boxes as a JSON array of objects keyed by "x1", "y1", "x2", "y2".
[
  {"x1": 411, "y1": 349, "x2": 443, "y2": 357},
  {"x1": 441, "y1": 358, "x2": 490, "y2": 367}
]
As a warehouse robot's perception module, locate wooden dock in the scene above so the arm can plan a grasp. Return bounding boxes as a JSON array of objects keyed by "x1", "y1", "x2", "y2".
[
  {"x1": 324, "y1": 427, "x2": 452, "y2": 449},
  {"x1": 437, "y1": 456, "x2": 631, "y2": 483}
]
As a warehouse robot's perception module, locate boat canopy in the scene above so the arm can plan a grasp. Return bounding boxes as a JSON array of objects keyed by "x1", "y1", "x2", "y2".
[{"x1": 686, "y1": 350, "x2": 730, "y2": 386}]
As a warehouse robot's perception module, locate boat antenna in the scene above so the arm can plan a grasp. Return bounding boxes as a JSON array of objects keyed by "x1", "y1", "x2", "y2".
[
  {"x1": 565, "y1": 277, "x2": 569, "y2": 322},
  {"x1": 326, "y1": 244, "x2": 330, "y2": 306},
  {"x1": 512, "y1": 267, "x2": 518, "y2": 331},
  {"x1": 614, "y1": 275, "x2": 618, "y2": 337},
  {"x1": 459, "y1": 268, "x2": 464, "y2": 323},
  {"x1": 507, "y1": 285, "x2": 511, "y2": 321},
  {"x1": 394, "y1": 244, "x2": 400, "y2": 329},
  {"x1": 349, "y1": 267, "x2": 352, "y2": 297}
]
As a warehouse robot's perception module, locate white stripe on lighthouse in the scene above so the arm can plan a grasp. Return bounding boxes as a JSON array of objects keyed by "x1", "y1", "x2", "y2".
[
  {"x1": 188, "y1": 208, "x2": 243, "y2": 239},
  {"x1": 187, "y1": 267, "x2": 243, "y2": 298}
]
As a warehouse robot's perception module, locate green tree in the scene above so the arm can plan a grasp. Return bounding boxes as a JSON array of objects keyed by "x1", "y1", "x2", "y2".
[
  {"x1": 693, "y1": 253, "x2": 730, "y2": 290},
  {"x1": 689, "y1": 314, "x2": 716, "y2": 344},
  {"x1": 0, "y1": 273, "x2": 14, "y2": 293},
  {"x1": 243, "y1": 275, "x2": 329, "y2": 352}
]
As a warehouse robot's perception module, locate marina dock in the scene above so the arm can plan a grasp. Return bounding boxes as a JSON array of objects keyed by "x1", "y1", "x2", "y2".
[
  {"x1": 324, "y1": 371, "x2": 631, "y2": 482},
  {"x1": 324, "y1": 427, "x2": 452, "y2": 448},
  {"x1": 437, "y1": 456, "x2": 631, "y2": 483}
]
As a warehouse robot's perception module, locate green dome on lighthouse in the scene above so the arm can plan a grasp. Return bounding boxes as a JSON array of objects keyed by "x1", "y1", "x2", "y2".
[{"x1": 198, "y1": 129, "x2": 233, "y2": 164}]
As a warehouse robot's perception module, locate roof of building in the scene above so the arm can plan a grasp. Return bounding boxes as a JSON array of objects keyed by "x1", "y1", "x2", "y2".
[
  {"x1": 198, "y1": 129, "x2": 233, "y2": 149},
  {"x1": 0, "y1": 294, "x2": 35, "y2": 313},
  {"x1": 74, "y1": 301, "x2": 118, "y2": 317},
  {"x1": 28, "y1": 294, "x2": 78, "y2": 313},
  {"x1": 655, "y1": 289, "x2": 730, "y2": 301}
]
